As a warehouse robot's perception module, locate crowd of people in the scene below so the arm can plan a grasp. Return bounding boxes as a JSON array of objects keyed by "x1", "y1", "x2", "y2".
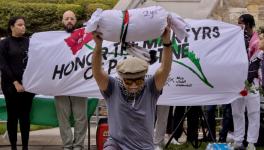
[
  {"x1": 153, "y1": 14, "x2": 264, "y2": 150},
  {"x1": 0, "y1": 7, "x2": 263, "y2": 150}
]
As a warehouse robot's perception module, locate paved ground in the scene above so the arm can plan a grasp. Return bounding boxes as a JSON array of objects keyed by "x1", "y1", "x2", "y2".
[
  {"x1": 0, "y1": 120, "x2": 237, "y2": 150},
  {"x1": 0, "y1": 124, "x2": 97, "y2": 150}
]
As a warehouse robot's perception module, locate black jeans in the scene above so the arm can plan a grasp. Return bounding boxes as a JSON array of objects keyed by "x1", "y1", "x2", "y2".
[
  {"x1": 172, "y1": 106, "x2": 185, "y2": 140},
  {"x1": 219, "y1": 104, "x2": 233, "y2": 142},
  {"x1": 187, "y1": 106, "x2": 199, "y2": 142},
  {"x1": 206, "y1": 105, "x2": 216, "y2": 141},
  {"x1": 2, "y1": 83, "x2": 34, "y2": 149},
  {"x1": 166, "y1": 106, "x2": 185, "y2": 140}
]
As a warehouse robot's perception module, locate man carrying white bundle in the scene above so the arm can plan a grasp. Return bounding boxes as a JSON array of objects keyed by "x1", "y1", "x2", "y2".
[{"x1": 92, "y1": 20, "x2": 173, "y2": 149}]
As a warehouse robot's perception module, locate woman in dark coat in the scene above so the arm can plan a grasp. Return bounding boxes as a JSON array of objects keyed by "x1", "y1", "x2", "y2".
[{"x1": 0, "y1": 16, "x2": 35, "y2": 150}]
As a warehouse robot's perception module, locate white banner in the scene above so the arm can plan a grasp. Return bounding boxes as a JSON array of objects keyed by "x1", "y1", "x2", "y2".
[{"x1": 23, "y1": 19, "x2": 248, "y2": 106}]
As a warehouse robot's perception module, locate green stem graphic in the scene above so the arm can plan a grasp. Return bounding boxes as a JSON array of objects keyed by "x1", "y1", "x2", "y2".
[
  {"x1": 173, "y1": 60, "x2": 213, "y2": 88},
  {"x1": 172, "y1": 40, "x2": 214, "y2": 88},
  {"x1": 85, "y1": 44, "x2": 93, "y2": 50}
]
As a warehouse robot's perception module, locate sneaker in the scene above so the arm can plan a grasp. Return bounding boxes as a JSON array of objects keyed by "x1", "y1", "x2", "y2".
[
  {"x1": 171, "y1": 138, "x2": 182, "y2": 145},
  {"x1": 226, "y1": 132, "x2": 235, "y2": 143},
  {"x1": 247, "y1": 143, "x2": 256, "y2": 150},
  {"x1": 233, "y1": 141, "x2": 246, "y2": 150}
]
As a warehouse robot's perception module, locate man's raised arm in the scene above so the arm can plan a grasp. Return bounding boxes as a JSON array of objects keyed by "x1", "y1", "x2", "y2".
[
  {"x1": 92, "y1": 32, "x2": 109, "y2": 91},
  {"x1": 154, "y1": 26, "x2": 173, "y2": 91}
]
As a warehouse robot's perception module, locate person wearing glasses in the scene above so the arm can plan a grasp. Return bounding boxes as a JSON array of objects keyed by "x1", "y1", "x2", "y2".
[{"x1": 92, "y1": 23, "x2": 172, "y2": 150}]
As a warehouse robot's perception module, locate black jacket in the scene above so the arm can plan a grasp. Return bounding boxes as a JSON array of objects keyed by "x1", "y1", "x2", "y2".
[{"x1": 0, "y1": 36, "x2": 29, "y2": 86}]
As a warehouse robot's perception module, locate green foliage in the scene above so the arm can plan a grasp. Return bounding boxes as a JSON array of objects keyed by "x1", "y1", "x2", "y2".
[
  {"x1": 85, "y1": 0, "x2": 118, "y2": 7},
  {"x1": 0, "y1": 0, "x2": 118, "y2": 36},
  {"x1": 3, "y1": 0, "x2": 75, "y2": 4},
  {"x1": 0, "y1": 123, "x2": 52, "y2": 135},
  {"x1": 0, "y1": 1, "x2": 84, "y2": 35},
  {"x1": 0, "y1": 122, "x2": 6, "y2": 134},
  {"x1": 2, "y1": 0, "x2": 118, "y2": 6},
  {"x1": 86, "y1": 3, "x2": 111, "y2": 18}
]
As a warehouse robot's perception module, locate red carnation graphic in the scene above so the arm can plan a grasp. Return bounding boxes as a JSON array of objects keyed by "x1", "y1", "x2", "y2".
[
  {"x1": 239, "y1": 89, "x2": 248, "y2": 97},
  {"x1": 64, "y1": 28, "x2": 93, "y2": 55}
]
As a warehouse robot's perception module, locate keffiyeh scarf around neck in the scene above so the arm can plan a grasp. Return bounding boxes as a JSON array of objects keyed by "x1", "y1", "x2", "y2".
[{"x1": 117, "y1": 78, "x2": 144, "y2": 103}]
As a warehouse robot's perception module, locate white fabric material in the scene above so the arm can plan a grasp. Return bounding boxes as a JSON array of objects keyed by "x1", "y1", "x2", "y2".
[
  {"x1": 85, "y1": 6, "x2": 188, "y2": 42},
  {"x1": 231, "y1": 92, "x2": 260, "y2": 143},
  {"x1": 0, "y1": 94, "x2": 52, "y2": 99},
  {"x1": 126, "y1": 43, "x2": 150, "y2": 62},
  {"x1": 84, "y1": 8, "x2": 103, "y2": 32},
  {"x1": 168, "y1": 13, "x2": 189, "y2": 41},
  {"x1": 23, "y1": 19, "x2": 248, "y2": 106}
]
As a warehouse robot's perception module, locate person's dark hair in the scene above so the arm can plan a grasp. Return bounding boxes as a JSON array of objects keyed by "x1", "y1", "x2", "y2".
[
  {"x1": 7, "y1": 16, "x2": 25, "y2": 35},
  {"x1": 239, "y1": 14, "x2": 255, "y2": 29}
]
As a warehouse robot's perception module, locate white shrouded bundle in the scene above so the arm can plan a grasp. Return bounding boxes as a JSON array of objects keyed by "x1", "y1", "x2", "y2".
[{"x1": 85, "y1": 6, "x2": 188, "y2": 42}]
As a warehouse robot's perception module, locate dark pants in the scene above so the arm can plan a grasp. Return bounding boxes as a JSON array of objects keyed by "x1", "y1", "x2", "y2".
[
  {"x1": 167, "y1": 106, "x2": 199, "y2": 142},
  {"x1": 166, "y1": 106, "x2": 185, "y2": 140},
  {"x1": 172, "y1": 106, "x2": 185, "y2": 140},
  {"x1": 219, "y1": 104, "x2": 234, "y2": 142},
  {"x1": 207, "y1": 105, "x2": 216, "y2": 141},
  {"x1": 2, "y1": 83, "x2": 34, "y2": 150},
  {"x1": 166, "y1": 106, "x2": 174, "y2": 134},
  {"x1": 187, "y1": 106, "x2": 199, "y2": 142}
]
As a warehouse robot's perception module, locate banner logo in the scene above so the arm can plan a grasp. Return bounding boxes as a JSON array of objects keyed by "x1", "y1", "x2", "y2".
[{"x1": 64, "y1": 28, "x2": 93, "y2": 55}]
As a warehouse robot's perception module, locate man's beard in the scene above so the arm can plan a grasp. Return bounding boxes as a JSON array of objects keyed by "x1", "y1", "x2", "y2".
[{"x1": 64, "y1": 25, "x2": 75, "y2": 33}]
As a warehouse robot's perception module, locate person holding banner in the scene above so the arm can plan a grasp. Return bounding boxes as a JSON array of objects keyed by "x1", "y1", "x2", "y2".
[
  {"x1": 92, "y1": 23, "x2": 172, "y2": 149},
  {"x1": 231, "y1": 14, "x2": 261, "y2": 150},
  {"x1": 0, "y1": 16, "x2": 35, "y2": 150},
  {"x1": 54, "y1": 10, "x2": 88, "y2": 150}
]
